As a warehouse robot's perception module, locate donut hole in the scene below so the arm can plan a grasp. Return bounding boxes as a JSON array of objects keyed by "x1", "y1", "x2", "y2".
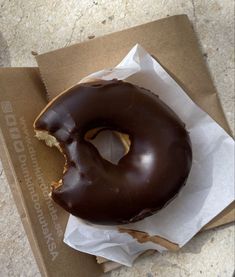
[{"x1": 85, "y1": 128, "x2": 130, "y2": 165}]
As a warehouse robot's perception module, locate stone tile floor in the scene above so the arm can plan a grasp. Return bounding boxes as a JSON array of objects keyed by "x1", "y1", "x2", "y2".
[{"x1": 0, "y1": 0, "x2": 234, "y2": 276}]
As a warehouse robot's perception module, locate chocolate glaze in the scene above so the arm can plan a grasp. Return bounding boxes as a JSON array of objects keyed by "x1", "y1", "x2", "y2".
[{"x1": 34, "y1": 80, "x2": 192, "y2": 225}]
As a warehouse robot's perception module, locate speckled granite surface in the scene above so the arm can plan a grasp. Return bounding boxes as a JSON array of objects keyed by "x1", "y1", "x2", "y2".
[{"x1": 0, "y1": 1, "x2": 234, "y2": 276}]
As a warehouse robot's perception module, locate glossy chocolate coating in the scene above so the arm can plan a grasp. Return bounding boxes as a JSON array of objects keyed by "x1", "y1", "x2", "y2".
[{"x1": 34, "y1": 80, "x2": 192, "y2": 225}]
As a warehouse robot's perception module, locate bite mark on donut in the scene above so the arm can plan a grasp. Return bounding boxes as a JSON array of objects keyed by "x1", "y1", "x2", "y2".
[
  {"x1": 35, "y1": 130, "x2": 60, "y2": 149},
  {"x1": 35, "y1": 130, "x2": 66, "y2": 191}
]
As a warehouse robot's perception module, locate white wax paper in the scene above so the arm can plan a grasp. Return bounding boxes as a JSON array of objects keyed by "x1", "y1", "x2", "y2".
[{"x1": 64, "y1": 44, "x2": 235, "y2": 266}]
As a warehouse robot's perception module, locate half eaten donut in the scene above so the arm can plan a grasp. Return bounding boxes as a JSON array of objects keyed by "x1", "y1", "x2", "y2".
[{"x1": 34, "y1": 79, "x2": 192, "y2": 225}]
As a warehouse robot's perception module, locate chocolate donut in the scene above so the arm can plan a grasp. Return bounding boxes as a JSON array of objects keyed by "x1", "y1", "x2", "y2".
[{"x1": 34, "y1": 80, "x2": 192, "y2": 225}]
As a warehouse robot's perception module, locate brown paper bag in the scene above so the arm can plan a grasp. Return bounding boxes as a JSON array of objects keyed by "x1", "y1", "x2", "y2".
[
  {"x1": 35, "y1": 11, "x2": 234, "y2": 246},
  {"x1": 35, "y1": 13, "x2": 234, "y2": 270},
  {"x1": 0, "y1": 15, "x2": 234, "y2": 277}
]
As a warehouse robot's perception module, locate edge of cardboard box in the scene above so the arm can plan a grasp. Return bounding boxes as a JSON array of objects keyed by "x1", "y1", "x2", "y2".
[{"x1": 0, "y1": 129, "x2": 48, "y2": 277}]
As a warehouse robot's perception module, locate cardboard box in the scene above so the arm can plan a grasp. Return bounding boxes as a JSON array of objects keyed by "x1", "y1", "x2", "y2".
[{"x1": 0, "y1": 15, "x2": 234, "y2": 276}]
